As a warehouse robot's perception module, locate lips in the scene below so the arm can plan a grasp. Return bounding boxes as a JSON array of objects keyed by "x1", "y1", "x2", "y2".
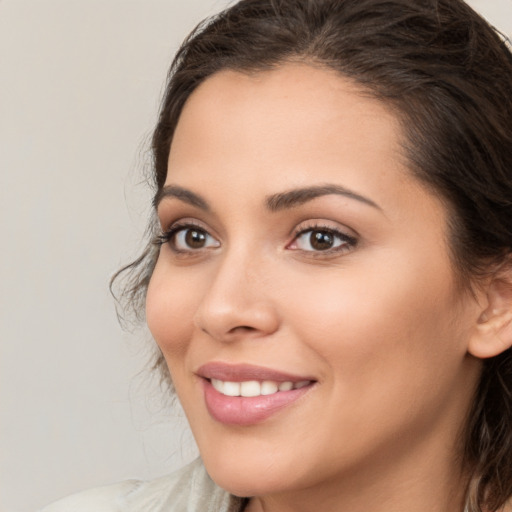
[
  {"x1": 197, "y1": 362, "x2": 316, "y2": 426},
  {"x1": 198, "y1": 362, "x2": 315, "y2": 383}
]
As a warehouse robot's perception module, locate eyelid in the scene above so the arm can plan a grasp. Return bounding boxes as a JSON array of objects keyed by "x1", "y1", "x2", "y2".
[
  {"x1": 289, "y1": 215, "x2": 359, "y2": 236},
  {"x1": 287, "y1": 221, "x2": 358, "y2": 254},
  {"x1": 155, "y1": 219, "x2": 220, "y2": 253}
]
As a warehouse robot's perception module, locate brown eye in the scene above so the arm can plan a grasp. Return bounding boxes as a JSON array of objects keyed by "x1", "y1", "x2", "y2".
[
  {"x1": 169, "y1": 226, "x2": 220, "y2": 252},
  {"x1": 310, "y1": 230, "x2": 335, "y2": 250},
  {"x1": 185, "y1": 229, "x2": 207, "y2": 248},
  {"x1": 290, "y1": 226, "x2": 356, "y2": 253}
]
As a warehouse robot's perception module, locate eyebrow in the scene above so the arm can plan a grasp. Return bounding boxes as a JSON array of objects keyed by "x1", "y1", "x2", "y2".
[
  {"x1": 266, "y1": 184, "x2": 381, "y2": 211},
  {"x1": 154, "y1": 183, "x2": 381, "y2": 212},
  {"x1": 154, "y1": 185, "x2": 210, "y2": 211}
]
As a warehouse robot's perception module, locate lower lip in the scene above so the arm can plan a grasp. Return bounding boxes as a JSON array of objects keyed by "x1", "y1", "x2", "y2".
[{"x1": 202, "y1": 379, "x2": 313, "y2": 426}]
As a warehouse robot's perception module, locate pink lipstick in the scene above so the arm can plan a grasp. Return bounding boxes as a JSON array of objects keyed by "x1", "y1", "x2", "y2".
[{"x1": 197, "y1": 362, "x2": 316, "y2": 426}]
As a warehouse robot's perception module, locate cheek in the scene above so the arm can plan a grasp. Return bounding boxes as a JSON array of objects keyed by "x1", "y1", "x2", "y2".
[
  {"x1": 276, "y1": 257, "x2": 470, "y2": 460},
  {"x1": 282, "y1": 249, "x2": 465, "y2": 394},
  {"x1": 146, "y1": 261, "x2": 197, "y2": 359}
]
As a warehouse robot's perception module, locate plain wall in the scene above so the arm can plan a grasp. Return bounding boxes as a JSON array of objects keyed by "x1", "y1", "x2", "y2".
[{"x1": 1, "y1": 1, "x2": 511, "y2": 511}]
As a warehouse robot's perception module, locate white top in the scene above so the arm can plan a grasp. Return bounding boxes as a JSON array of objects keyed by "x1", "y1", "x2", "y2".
[{"x1": 39, "y1": 458, "x2": 246, "y2": 512}]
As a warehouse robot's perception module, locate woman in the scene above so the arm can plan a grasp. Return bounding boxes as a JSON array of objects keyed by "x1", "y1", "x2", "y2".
[{"x1": 41, "y1": 0, "x2": 512, "y2": 511}]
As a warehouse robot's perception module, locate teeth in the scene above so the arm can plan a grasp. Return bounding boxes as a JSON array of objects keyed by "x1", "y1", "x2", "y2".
[
  {"x1": 261, "y1": 380, "x2": 278, "y2": 395},
  {"x1": 240, "y1": 380, "x2": 261, "y2": 397},
  {"x1": 223, "y1": 381, "x2": 241, "y2": 397},
  {"x1": 210, "y1": 379, "x2": 311, "y2": 397},
  {"x1": 211, "y1": 378, "x2": 224, "y2": 393}
]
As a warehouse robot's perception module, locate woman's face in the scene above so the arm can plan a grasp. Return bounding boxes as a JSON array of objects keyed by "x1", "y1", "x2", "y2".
[{"x1": 146, "y1": 64, "x2": 482, "y2": 501}]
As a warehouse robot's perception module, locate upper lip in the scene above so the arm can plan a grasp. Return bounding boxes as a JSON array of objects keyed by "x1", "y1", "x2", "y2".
[{"x1": 197, "y1": 362, "x2": 316, "y2": 383}]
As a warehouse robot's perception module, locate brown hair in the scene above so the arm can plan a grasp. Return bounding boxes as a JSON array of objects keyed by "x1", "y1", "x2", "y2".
[{"x1": 113, "y1": 0, "x2": 512, "y2": 509}]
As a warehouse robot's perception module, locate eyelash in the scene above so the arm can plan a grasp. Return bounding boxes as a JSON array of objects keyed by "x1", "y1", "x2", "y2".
[
  {"x1": 155, "y1": 221, "x2": 216, "y2": 254},
  {"x1": 289, "y1": 223, "x2": 358, "y2": 256},
  {"x1": 155, "y1": 221, "x2": 358, "y2": 256}
]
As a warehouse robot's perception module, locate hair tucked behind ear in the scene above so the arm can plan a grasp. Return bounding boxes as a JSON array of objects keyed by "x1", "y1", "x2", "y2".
[{"x1": 112, "y1": 1, "x2": 512, "y2": 509}]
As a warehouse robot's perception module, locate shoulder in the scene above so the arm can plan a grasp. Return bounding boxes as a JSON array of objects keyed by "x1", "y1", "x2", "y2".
[
  {"x1": 39, "y1": 458, "x2": 243, "y2": 512},
  {"x1": 38, "y1": 479, "x2": 141, "y2": 512}
]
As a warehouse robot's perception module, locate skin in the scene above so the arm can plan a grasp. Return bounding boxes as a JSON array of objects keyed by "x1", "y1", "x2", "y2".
[{"x1": 146, "y1": 63, "x2": 487, "y2": 512}]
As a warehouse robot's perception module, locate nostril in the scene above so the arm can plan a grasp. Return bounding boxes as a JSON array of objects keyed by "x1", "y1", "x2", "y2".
[{"x1": 229, "y1": 325, "x2": 257, "y2": 333}]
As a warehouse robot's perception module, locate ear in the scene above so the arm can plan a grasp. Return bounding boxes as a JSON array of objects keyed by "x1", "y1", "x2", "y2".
[{"x1": 469, "y1": 267, "x2": 512, "y2": 359}]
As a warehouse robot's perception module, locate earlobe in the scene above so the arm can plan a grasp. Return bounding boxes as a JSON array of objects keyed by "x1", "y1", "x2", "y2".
[{"x1": 469, "y1": 272, "x2": 512, "y2": 359}]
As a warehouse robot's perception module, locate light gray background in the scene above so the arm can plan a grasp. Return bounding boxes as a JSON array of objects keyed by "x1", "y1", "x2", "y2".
[{"x1": 1, "y1": 1, "x2": 511, "y2": 511}]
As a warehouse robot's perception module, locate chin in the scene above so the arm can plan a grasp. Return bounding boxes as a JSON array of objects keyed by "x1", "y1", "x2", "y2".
[
  {"x1": 198, "y1": 442, "x2": 314, "y2": 498},
  {"x1": 206, "y1": 463, "x2": 290, "y2": 498}
]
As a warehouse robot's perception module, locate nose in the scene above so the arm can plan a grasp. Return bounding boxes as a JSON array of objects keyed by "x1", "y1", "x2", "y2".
[{"x1": 193, "y1": 250, "x2": 280, "y2": 343}]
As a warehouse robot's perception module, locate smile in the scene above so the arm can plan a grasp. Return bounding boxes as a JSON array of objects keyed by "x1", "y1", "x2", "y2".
[
  {"x1": 210, "y1": 378, "x2": 311, "y2": 397},
  {"x1": 197, "y1": 363, "x2": 316, "y2": 425}
]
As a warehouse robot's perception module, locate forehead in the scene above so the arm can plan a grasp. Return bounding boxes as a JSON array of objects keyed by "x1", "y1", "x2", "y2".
[
  {"x1": 166, "y1": 62, "x2": 414, "y2": 209},
  {"x1": 170, "y1": 63, "x2": 402, "y2": 160}
]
